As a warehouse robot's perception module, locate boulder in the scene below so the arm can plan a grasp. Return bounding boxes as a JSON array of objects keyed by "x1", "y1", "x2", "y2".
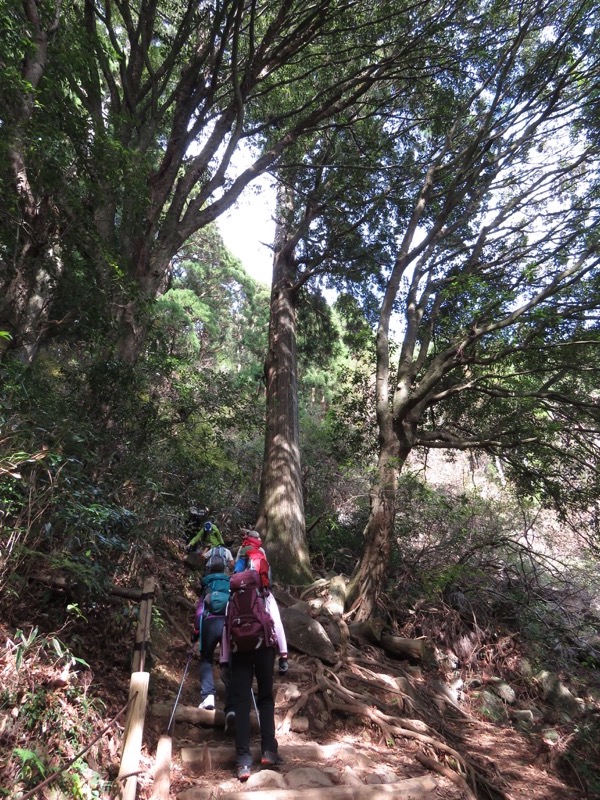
[
  {"x1": 536, "y1": 670, "x2": 582, "y2": 717},
  {"x1": 487, "y1": 677, "x2": 516, "y2": 704},
  {"x1": 280, "y1": 606, "x2": 337, "y2": 664},
  {"x1": 286, "y1": 767, "x2": 335, "y2": 789}
]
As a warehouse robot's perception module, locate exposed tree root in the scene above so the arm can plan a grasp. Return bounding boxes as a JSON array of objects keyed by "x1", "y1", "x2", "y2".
[
  {"x1": 277, "y1": 683, "x2": 321, "y2": 734},
  {"x1": 414, "y1": 751, "x2": 478, "y2": 800},
  {"x1": 289, "y1": 652, "x2": 511, "y2": 800}
]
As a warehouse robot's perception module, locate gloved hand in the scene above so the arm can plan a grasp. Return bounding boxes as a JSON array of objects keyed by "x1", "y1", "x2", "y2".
[{"x1": 278, "y1": 657, "x2": 289, "y2": 675}]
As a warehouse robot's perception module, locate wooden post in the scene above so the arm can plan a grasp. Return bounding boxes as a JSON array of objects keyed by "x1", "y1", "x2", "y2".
[
  {"x1": 118, "y1": 671, "x2": 149, "y2": 800},
  {"x1": 132, "y1": 576, "x2": 155, "y2": 672},
  {"x1": 153, "y1": 734, "x2": 172, "y2": 800},
  {"x1": 117, "y1": 577, "x2": 155, "y2": 800}
]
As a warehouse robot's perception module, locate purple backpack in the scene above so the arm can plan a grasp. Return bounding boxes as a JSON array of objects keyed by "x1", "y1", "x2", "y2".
[{"x1": 227, "y1": 570, "x2": 276, "y2": 653}]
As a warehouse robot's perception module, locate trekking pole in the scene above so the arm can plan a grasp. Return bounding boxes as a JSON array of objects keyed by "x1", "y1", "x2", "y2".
[
  {"x1": 251, "y1": 687, "x2": 260, "y2": 728},
  {"x1": 167, "y1": 650, "x2": 193, "y2": 735}
]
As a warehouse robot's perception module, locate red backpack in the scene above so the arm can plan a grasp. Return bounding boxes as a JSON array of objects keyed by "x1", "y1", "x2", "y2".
[
  {"x1": 240, "y1": 534, "x2": 271, "y2": 588},
  {"x1": 227, "y1": 570, "x2": 276, "y2": 653}
]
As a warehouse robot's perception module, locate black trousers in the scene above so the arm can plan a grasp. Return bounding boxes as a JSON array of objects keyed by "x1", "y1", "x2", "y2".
[{"x1": 231, "y1": 646, "x2": 277, "y2": 766}]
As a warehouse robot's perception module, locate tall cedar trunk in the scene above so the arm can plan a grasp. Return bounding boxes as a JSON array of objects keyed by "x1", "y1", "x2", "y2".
[{"x1": 256, "y1": 188, "x2": 312, "y2": 584}]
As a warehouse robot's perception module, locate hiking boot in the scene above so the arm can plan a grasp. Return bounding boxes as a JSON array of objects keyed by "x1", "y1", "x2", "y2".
[
  {"x1": 260, "y1": 751, "x2": 282, "y2": 767},
  {"x1": 237, "y1": 764, "x2": 251, "y2": 782},
  {"x1": 198, "y1": 694, "x2": 215, "y2": 710},
  {"x1": 224, "y1": 711, "x2": 236, "y2": 734}
]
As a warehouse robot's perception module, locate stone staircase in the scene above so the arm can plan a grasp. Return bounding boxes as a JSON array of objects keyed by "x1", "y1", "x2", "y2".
[
  {"x1": 177, "y1": 740, "x2": 438, "y2": 799},
  {"x1": 149, "y1": 667, "x2": 443, "y2": 800}
]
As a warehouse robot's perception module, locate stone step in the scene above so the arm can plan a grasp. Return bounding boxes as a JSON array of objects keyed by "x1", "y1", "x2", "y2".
[
  {"x1": 181, "y1": 742, "x2": 392, "y2": 772},
  {"x1": 177, "y1": 774, "x2": 438, "y2": 800}
]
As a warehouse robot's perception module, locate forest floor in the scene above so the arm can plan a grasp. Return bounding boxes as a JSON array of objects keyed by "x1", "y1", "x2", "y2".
[
  {"x1": 88, "y1": 547, "x2": 598, "y2": 800},
  {"x1": 2, "y1": 542, "x2": 599, "y2": 799},
  {"x1": 134, "y1": 645, "x2": 589, "y2": 800}
]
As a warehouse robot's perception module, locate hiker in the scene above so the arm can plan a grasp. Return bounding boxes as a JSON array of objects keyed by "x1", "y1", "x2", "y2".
[
  {"x1": 191, "y1": 556, "x2": 234, "y2": 725},
  {"x1": 204, "y1": 542, "x2": 235, "y2": 574},
  {"x1": 233, "y1": 530, "x2": 287, "y2": 668},
  {"x1": 184, "y1": 505, "x2": 207, "y2": 547},
  {"x1": 232, "y1": 530, "x2": 287, "y2": 663},
  {"x1": 187, "y1": 519, "x2": 224, "y2": 553},
  {"x1": 220, "y1": 568, "x2": 289, "y2": 781},
  {"x1": 233, "y1": 529, "x2": 272, "y2": 586}
]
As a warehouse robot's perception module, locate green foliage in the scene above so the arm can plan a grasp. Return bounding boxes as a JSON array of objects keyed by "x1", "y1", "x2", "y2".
[
  {"x1": 308, "y1": 510, "x2": 368, "y2": 576},
  {"x1": 1, "y1": 627, "x2": 105, "y2": 799},
  {"x1": 0, "y1": 218, "x2": 270, "y2": 601},
  {"x1": 12, "y1": 747, "x2": 46, "y2": 783},
  {"x1": 560, "y1": 717, "x2": 600, "y2": 797},
  {"x1": 384, "y1": 468, "x2": 600, "y2": 676},
  {"x1": 296, "y1": 289, "x2": 343, "y2": 371}
]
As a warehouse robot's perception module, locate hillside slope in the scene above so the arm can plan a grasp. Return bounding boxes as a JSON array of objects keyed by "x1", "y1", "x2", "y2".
[{"x1": 2, "y1": 528, "x2": 599, "y2": 799}]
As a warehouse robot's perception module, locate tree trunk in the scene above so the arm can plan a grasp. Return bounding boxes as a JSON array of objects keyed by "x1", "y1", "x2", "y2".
[
  {"x1": 111, "y1": 246, "x2": 174, "y2": 364},
  {"x1": 257, "y1": 185, "x2": 312, "y2": 584},
  {"x1": 346, "y1": 284, "x2": 412, "y2": 619},
  {"x1": 0, "y1": 4, "x2": 63, "y2": 364},
  {"x1": 0, "y1": 239, "x2": 64, "y2": 364},
  {"x1": 346, "y1": 443, "x2": 407, "y2": 621}
]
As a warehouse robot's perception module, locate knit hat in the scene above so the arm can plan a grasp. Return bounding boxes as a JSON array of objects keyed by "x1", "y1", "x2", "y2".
[{"x1": 241, "y1": 529, "x2": 262, "y2": 547}]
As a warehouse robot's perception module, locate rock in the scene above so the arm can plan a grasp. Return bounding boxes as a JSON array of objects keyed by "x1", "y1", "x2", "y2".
[
  {"x1": 487, "y1": 677, "x2": 516, "y2": 704},
  {"x1": 517, "y1": 657, "x2": 533, "y2": 677},
  {"x1": 339, "y1": 766, "x2": 365, "y2": 786},
  {"x1": 271, "y1": 587, "x2": 298, "y2": 607},
  {"x1": 290, "y1": 716, "x2": 310, "y2": 732},
  {"x1": 322, "y1": 575, "x2": 347, "y2": 616},
  {"x1": 477, "y1": 689, "x2": 509, "y2": 722},
  {"x1": 536, "y1": 670, "x2": 581, "y2": 717},
  {"x1": 511, "y1": 709, "x2": 534, "y2": 724},
  {"x1": 431, "y1": 678, "x2": 463, "y2": 706},
  {"x1": 289, "y1": 600, "x2": 314, "y2": 615},
  {"x1": 316, "y1": 614, "x2": 343, "y2": 646},
  {"x1": 322, "y1": 767, "x2": 342, "y2": 781},
  {"x1": 246, "y1": 769, "x2": 287, "y2": 789},
  {"x1": 177, "y1": 787, "x2": 217, "y2": 800},
  {"x1": 276, "y1": 682, "x2": 302, "y2": 704},
  {"x1": 280, "y1": 606, "x2": 337, "y2": 664},
  {"x1": 286, "y1": 767, "x2": 335, "y2": 789},
  {"x1": 365, "y1": 769, "x2": 400, "y2": 784},
  {"x1": 542, "y1": 727, "x2": 560, "y2": 744},
  {"x1": 334, "y1": 745, "x2": 376, "y2": 767}
]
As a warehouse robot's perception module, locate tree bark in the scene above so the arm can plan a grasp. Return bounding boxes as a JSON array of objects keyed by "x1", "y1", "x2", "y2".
[
  {"x1": 257, "y1": 184, "x2": 312, "y2": 584},
  {"x1": 0, "y1": 1, "x2": 63, "y2": 363},
  {"x1": 346, "y1": 445, "x2": 404, "y2": 621}
]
